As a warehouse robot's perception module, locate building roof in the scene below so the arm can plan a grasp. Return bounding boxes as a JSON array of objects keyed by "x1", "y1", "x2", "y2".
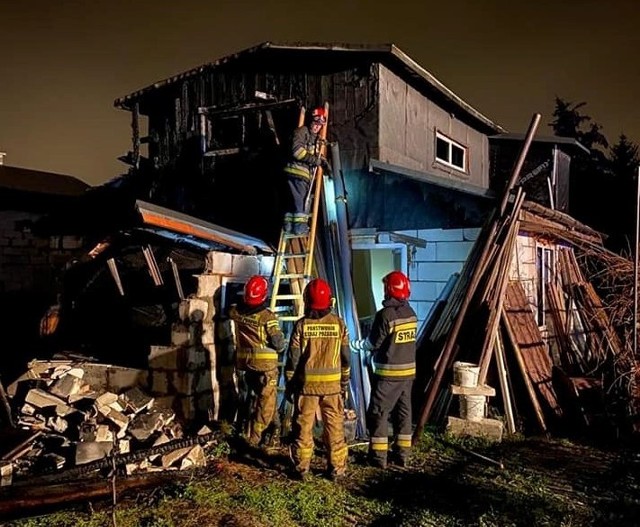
[
  {"x1": 114, "y1": 41, "x2": 505, "y2": 134},
  {"x1": 490, "y1": 133, "x2": 590, "y2": 155},
  {"x1": 135, "y1": 200, "x2": 274, "y2": 255},
  {"x1": 0, "y1": 165, "x2": 89, "y2": 197}
]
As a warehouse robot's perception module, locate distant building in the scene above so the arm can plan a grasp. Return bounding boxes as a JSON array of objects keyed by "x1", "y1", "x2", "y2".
[{"x1": 0, "y1": 161, "x2": 89, "y2": 378}]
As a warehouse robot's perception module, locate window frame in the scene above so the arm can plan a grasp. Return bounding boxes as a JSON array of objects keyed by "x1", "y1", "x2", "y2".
[{"x1": 435, "y1": 131, "x2": 468, "y2": 173}]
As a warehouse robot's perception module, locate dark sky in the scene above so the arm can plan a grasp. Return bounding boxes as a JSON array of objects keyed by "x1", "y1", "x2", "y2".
[{"x1": 1, "y1": 0, "x2": 638, "y2": 185}]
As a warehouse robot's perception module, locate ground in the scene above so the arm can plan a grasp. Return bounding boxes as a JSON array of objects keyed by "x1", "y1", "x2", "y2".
[{"x1": 5, "y1": 432, "x2": 640, "y2": 527}]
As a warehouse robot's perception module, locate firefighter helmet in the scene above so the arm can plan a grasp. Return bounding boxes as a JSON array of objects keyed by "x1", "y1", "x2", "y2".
[
  {"x1": 244, "y1": 275, "x2": 268, "y2": 306},
  {"x1": 311, "y1": 107, "x2": 327, "y2": 125},
  {"x1": 304, "y1": 278, "x2": 332, "y2": 310},
  {"x1": 383, "y1": 271, "x2": 411, "y2": 300}
]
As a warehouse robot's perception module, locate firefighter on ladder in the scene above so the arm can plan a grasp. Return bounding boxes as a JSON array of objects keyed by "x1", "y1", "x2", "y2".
[
  {"x1": 228, "y1": 275, "x2": 286, "y2": 447},
  {"x1": 283, "y1": 107, "x2": 331, "y2": 235},
  {"x1": 284, "y1": 278, "x2": 350, "y2": 480},
  {"x1": 351, "y1": 271, "x2": 418, "y2": 468}
]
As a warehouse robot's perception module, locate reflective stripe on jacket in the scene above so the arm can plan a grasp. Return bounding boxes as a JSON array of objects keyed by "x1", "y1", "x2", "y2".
[
  {"x1": 229, "y1": 304, "x2": 285, "y2": 372},
  {"x1": 369, "y1": 298, "x2": 418, "y2": 380},
  {"x1": 285, "y1": 311, "x2": 350, "y2": 396},
  {"x1": 284, "y1": 126, "x2": 320, "y2": 182}
]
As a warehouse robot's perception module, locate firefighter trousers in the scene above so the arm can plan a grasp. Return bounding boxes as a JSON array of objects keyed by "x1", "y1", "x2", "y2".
[
  {"x1": 244, "y1": 368, "x2": 278, "y2": 446},
  {"x1": 367, "y1": 378, "x2": 413, "y2": 466},
  {"x1": 287, "y1": 176, "x2": 311, "y2": 215},
  {"x1": 291, "y1": 393, "x2": 348, "y2": 476}
]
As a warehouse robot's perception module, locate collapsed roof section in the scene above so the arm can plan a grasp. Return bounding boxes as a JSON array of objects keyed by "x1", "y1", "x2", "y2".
[{"x1": 135, "y1": 200, "x2": 274, "y2": 256}]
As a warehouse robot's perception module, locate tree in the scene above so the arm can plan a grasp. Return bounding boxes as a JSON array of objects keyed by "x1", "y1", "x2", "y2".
[
  {"x1": 608, "y1": 134, "x2": 640, "y2": 252},
  {"x1": 549, "y1": 97, "x2": 612, "y2": 240},
  {"x1": 610, "y1": 134, "x2": 640, "y2": 182}
]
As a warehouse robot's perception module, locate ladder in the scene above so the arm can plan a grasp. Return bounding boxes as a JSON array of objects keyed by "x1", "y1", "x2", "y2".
[
  {"x1": 270, "y1": 102, "x2": 330, "y2": 440},
  {"x1": 269, "y1": 101, "x2": 330, "y2": 322}
]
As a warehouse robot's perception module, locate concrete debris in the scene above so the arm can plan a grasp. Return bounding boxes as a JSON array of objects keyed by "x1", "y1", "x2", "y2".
[
  {"x1": 49, "y1": 374, "x2": 87, "y2": 399},
  {"x1": 1, "y1": 462, "x2": 12, "y2": 487},
  {"x1": 75, "y1": 441, "x2": 113, "y2": 465},
  {"x1": 1, "y1": 360, "x2": 216, "y2": 485}
]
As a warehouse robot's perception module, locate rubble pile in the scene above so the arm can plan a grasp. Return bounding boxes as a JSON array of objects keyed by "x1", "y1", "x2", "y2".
[{"x1": 1, "y1": 361, "x2": 211, "y2": 487}]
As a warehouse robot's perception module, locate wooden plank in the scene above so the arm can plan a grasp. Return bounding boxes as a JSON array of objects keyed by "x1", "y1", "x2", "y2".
[
  {"x1": 504, "y1": 281, "x2": 562, "y2": 419},
  {"x1": 501, "y1": 311, "x2": 548, "y2": 433},
  {"x1": 450, "y1": 384, "x2": 496, "y2": 396},
  {"x1": 495, "y1": 332, "x2": 517, "y2": 434}
]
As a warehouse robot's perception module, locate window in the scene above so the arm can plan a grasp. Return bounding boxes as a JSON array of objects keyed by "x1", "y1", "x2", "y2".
[
  {"x1": 536, "y1": 246, "x2": 555, "y2": 326},
  {"x1": 435, "y1": 132, "x2": 467, "y2": 172}
]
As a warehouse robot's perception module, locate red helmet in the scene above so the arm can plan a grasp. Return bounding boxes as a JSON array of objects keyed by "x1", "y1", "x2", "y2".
[
  {"x1": 304, "y1": 278, "x2": 332, "y2": 310},
  {"x1": 383, "y1": 271, "x2": 410, "y2": 300},
  {"x1": 244, "y1": 275, "x2": 268, "y2": 306},
  {"x1": 311, "y1": 107, "x2": 327, "y2": 125}
]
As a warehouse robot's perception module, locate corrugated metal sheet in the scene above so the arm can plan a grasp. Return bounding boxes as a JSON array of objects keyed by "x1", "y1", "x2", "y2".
[{"x1": 135, "y1": 200, "x2": 274, "y2": 255}]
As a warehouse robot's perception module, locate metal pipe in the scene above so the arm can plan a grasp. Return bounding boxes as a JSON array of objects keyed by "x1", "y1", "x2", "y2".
[
  {"x1": 330, "y1": 141, "x2": 371, "y2": 437},
  {"x1": 413, "y1": 113, "x2": 541, "y2": 443},
  {"x1": 499, "y1": 113, "x2": 542, "y2": 216},
  {"x1": 634, "y1": 165, "x2": 640, "y2": 358}
]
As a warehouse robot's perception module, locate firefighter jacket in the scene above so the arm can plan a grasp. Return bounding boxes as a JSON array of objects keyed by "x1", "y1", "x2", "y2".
[
  {"x1": 368, "y1": 298, "x2": 418, "y2": 380},
  {"x1": 228, "y1": 302, "x2": 286, "y2": 372},
  {"x1": 284, "y1": 126, "x2": 321, "y2": 182},
  {"x1": 285, "y1": 309, "x2": 350, "y2": 396}
]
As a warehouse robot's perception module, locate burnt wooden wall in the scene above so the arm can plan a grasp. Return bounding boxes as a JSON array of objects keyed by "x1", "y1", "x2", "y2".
[
  {"x1": 142, "y1": 65, "x2": 379, "y2": 174},
  {"x1": 127, "y1": 58, "x2": 496, "y2": 239}
]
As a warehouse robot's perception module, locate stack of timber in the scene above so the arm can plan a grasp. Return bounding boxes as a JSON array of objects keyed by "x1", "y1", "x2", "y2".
[{"x1": 414, "y1": 113, "x2": 639, "y2": 441}]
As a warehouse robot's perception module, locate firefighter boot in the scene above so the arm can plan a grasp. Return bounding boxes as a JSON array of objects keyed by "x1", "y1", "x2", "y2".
[
  {"x1": 283, "y1": 213, "x2": 293, "y2": 234},
  {"x1": 293, "y1": 213, "x2": 309, "y2": 235}
]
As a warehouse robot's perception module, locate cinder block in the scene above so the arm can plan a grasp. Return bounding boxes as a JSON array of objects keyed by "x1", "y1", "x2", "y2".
[
  {"x1": 178, "y1": 297, "x2": 208, "y2": 322},
  {"x1": 258, "y1": 256, "x2": 276, "y2": 276},
  {"x1": 417, "y1": 261, "x2": 463, "y2": 282},
  {"x1": 195, "y1": 370, "x2": 212, "y2": 393},
  {"x1": 150, "y1": 371, "x2": 171, "y2": 395},
  {"x1": 205, "y1": 251, "x2": 233, "y2": 275},
  {"x1": 231, "y1": 255, "x2": 260, "y2": 277},
  {"x1": 200, "y1": 322, "x2": 215, "y2": 345},
  {"x1": 435, "y1": 241, "x2": 475, "y2": 262},
  {"x1": 417, "y1": 228, "x2": 465, "y2": 242},
  {"x1": 185, "y1": 345, "x2": 207, "y2": 371},
  {"x1": 195, "y1": 274, "x2": 222, "y2": 297},
  {"x1": 171, "y1": 323, "x2": 190, "y2": 347},
  {"x1": 413, "y1": 244, "x2": 436, "y2": 263},
  {"x1": 411, "y1": 281, "x2": 440, "y2": 302},
  {"x1": 149, "y1": 345, "x2": 181, "y2": 371}
]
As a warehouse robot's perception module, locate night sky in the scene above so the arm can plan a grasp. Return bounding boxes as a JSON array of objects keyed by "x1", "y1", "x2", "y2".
[{"x1": 0, "y1": 0, "x2": 638, "y2": 186}]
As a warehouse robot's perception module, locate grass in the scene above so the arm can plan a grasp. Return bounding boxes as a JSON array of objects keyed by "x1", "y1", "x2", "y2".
[{"x1": 6, "y1": 431, "x2": 640, "y2": 527}]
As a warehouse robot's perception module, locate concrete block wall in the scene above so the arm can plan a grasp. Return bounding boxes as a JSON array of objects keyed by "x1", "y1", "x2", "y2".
[
  {"x1": 0, "y1": 211, "x2": 85, "y2": 294},
  {"x1": 147, "y1": 251, "x2": 276, "y2": 424},
  {"x1": 400, "y1": 227, "x2": 480, "y2": 330}
]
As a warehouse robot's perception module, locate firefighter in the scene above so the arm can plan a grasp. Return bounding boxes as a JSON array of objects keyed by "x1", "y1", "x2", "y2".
[
  {"x1": 227, "y1": 275, "x2": 286, "y2": 447},
  {"x1": 285, "y1": 278, "x2": 350, "y2": 480},
  {"x1": 351, "y1": 271, "x2": 418, "y2": 468},
  {"x1": 283, "y1": 107, "x2": 331, "y2": 235}
]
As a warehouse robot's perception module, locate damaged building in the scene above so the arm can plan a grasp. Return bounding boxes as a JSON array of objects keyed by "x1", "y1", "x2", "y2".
[{"x1": 2, "y1": 40, "x2": 638, "y2": 502}]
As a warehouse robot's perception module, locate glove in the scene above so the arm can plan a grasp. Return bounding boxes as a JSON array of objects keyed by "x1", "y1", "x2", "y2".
[
  {"x1": 350, "y1": 338, "x2": 373, "y2": 353},
  {"x1": 320, "y1": 158, "x2": 332, "y2": 176}
]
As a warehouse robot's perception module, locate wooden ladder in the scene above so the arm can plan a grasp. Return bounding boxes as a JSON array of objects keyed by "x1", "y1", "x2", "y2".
[
  {"x1": 270, "y1": 102, "x2": 330, "y2": 438},
  {"x1": 269, "y1": 101, "x2": 330, "y2": 323}
]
